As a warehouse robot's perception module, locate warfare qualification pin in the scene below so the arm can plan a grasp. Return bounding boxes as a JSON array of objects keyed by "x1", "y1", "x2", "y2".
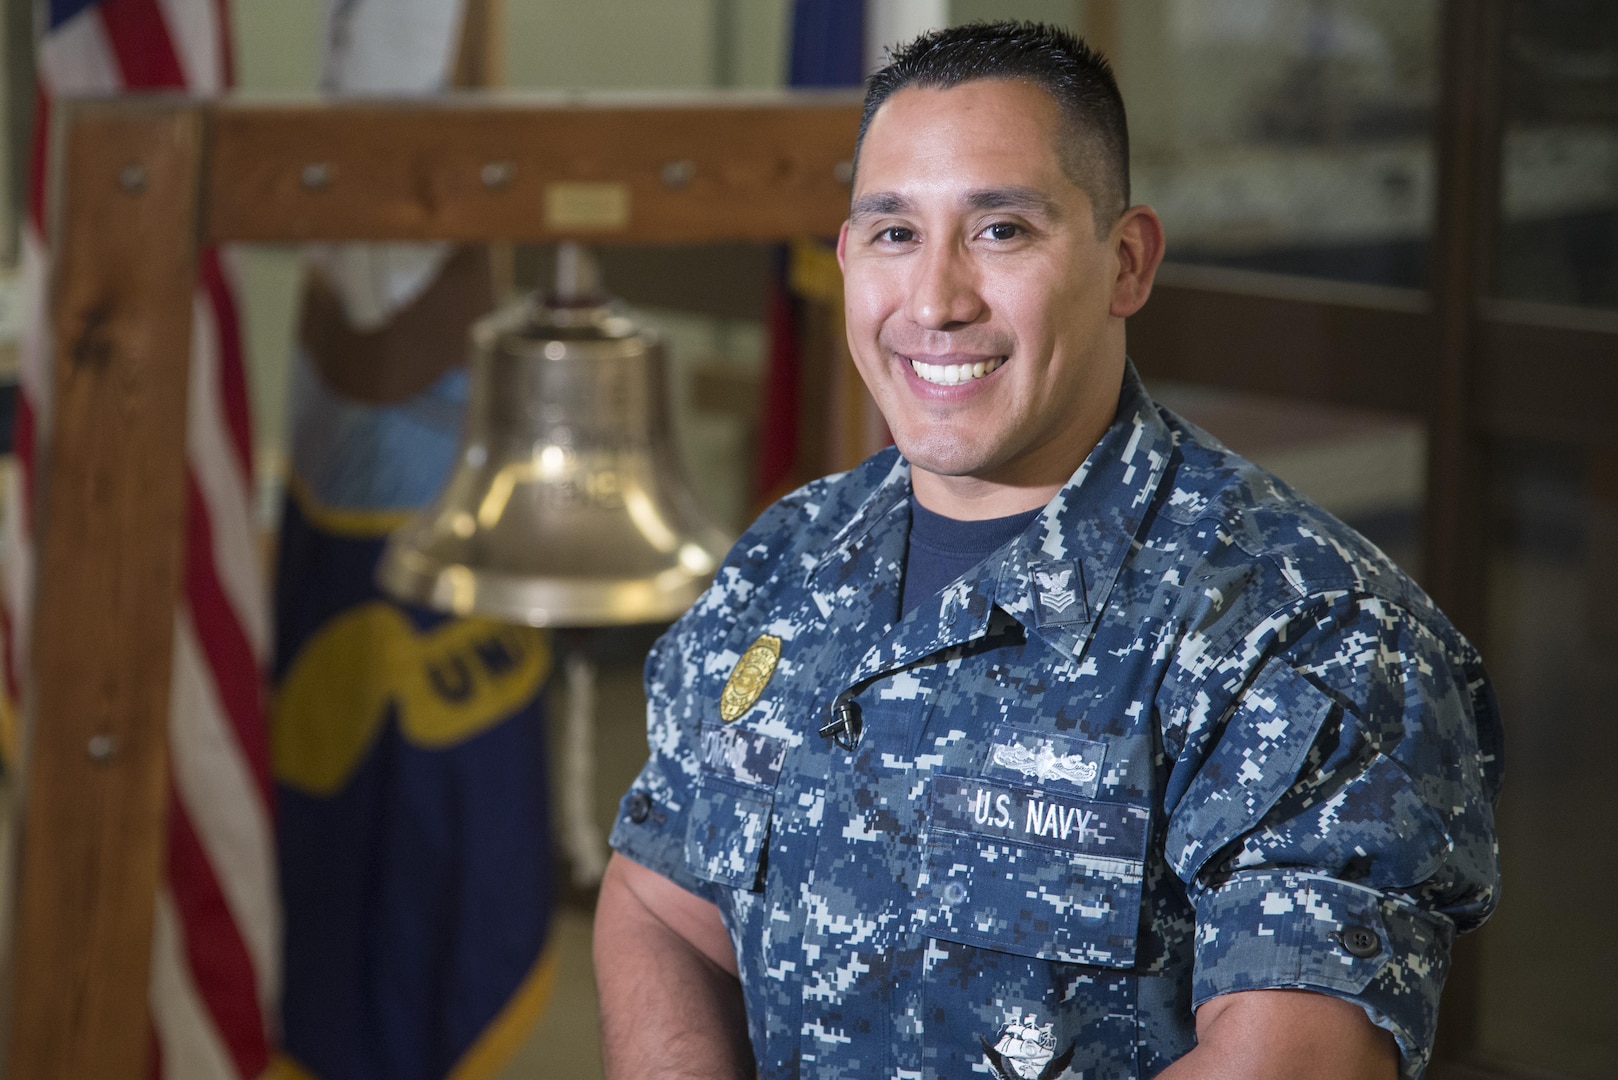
[{"x1": 719, "y1": 634, "x2": 781, "y2": 722}]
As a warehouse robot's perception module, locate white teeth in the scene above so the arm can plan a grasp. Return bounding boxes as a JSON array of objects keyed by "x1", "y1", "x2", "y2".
[{"x1": 911, "y1": 356, "x2": 1004, "y2": 385}]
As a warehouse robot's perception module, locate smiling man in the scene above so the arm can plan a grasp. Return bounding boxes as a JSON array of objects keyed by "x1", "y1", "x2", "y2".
[{"x1": 595, "y1": 22, "x2": 1502, "y2": 1080}]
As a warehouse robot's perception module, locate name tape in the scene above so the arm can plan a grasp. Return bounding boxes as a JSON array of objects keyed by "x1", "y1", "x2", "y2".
[
  {"x1": 929, "y1": 775, "x2": 1148, "y2": 862},
  {"x1": 699, "y1": 724, "x2": 787, "y2": 789}
]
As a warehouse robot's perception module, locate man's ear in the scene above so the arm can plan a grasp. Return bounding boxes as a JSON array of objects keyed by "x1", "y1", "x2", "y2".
[
  {"x1": 836, "y1": 220, "x2": 851, "y2": 271},
  {"x1": 1109, "y1": 205, "x2": 1166, "y2": 318}
]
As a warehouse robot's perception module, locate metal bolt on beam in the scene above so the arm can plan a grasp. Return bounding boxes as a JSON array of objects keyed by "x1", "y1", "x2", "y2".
[
  {"x1": 661, "y1": 159, "x2": 696, "y2": 190},
  {"x1": 481, "y1": 161, "x2": 516, "y2": 188},
  {"x1": 86, "y1": 733, "x2": 120, "y2": 763},
  {"x1": 300, "y1": 162, "x2": 334, "y2": 190}
]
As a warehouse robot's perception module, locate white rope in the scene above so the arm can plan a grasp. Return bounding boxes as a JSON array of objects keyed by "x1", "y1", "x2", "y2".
[{"x1": 560, "y1": 649, "x2": 607, "y2": 888}]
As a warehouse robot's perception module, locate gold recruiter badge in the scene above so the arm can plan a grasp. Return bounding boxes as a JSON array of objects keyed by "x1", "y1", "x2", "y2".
[{"x1": 719, "y1": 634, "x2": 782, "y2": 722}]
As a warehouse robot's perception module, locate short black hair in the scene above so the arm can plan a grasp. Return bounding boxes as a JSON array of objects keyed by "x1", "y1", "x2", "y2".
[{"x1": 855, "y1": 21, "x2": 1130, "y2": 233}]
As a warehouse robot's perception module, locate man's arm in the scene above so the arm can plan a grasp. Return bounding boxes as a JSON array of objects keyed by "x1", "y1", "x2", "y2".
[
  {"x1": 593, "y1": 852, "x2": 753, "y2": 1080},
  {"x1": 1160, "y1": 588, "x2": 1502, "y2": 1075},
  {"x1": 1157, "y1": 989, "x2": 1398, "y2": 1079}
]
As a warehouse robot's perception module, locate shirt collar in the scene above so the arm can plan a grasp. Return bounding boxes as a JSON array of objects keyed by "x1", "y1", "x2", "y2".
[
  {"x1": 808, "y1": 360, "x2": 1175, "y2": 678},
  {"x1": 995, "y1": 360, "x2": 1174, "y2": 659},
  {"x1": 809, "y1": 452, "x2": 913, "y2": 583}
]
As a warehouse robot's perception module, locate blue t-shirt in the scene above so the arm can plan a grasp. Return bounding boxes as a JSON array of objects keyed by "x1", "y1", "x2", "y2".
[{"x1": 900, "y1": 499, "x2": 1041, "y2": 617}]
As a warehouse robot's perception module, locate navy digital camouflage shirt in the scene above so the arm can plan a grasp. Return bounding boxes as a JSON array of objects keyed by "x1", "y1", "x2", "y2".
[{"x1": 610, "y1": 363, "x2": 1503, "y2": 1079}]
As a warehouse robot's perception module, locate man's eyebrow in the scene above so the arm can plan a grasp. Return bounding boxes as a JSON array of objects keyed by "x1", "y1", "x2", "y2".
[
  {"x1": 965, "y1": 186, "x2": 1064, "y2": 218},
  {"x1": 848, "y1": 192, "x2": 913, "y2": 220},
  {"x1": 848, "y1": 187, "x2": 1065, "y2": 222}
]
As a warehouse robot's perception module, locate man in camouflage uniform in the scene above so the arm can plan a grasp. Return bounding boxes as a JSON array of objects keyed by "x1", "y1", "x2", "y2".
[{"x1": 595, "y1": 22, "x2": 1502, "y2": 1080}]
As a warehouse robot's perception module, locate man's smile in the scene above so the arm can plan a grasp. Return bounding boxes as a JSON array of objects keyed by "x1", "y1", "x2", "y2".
[{"x1": 905, "y1": 354, "x2": 1008, "y2": 386}]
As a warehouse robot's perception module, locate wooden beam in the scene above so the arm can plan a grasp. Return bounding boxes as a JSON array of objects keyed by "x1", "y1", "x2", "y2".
[
  {"x1": 6, "y1": 100, "x2": 202, "y2": 1080},
  {"x1": 1427, "y1": 0, "x2": 1509, "y2": 1066},
  {"x1": 452, "y1": 0, "x2": 504, "y2": 91},
  {"x1": 1474, "y1": 299, "x2": 1618, "y2": 444},
  {"x1": 1590, "y1": 448, "x2": 1618, "y2": 653},
  {"x1": 1078, "y1": 0, "x2": 1122, "y2": 65},
  {"x1": 1128, "y1": 264, "x2": 1436, "y2": 417},
  {"x1": 1423, "y1": 0, "x2": 1508, "y2": 646},
  {"x1": 206, "y1": 94, "x2": 863, "y2": 244}
]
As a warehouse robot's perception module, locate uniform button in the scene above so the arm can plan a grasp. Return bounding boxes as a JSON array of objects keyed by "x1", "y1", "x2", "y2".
[
  {"x1": 626, "y1": 791, "x2": 652, "y2": 824},
  {"x1": 942, "y1": 882, "x2": 968, "y2": 905},
  {"x1": 1337, "y1": 925, "x2": 1381, "y2": 959}
]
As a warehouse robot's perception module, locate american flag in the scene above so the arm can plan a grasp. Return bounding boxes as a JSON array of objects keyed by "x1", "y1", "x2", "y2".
[{"x1": 4, "y1": 2, "x2": 277, "y2": 1078}]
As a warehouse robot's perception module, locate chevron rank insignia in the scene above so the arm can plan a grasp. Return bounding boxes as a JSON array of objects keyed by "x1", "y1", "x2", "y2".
[{"x1": 1030, "y1": 559, "x2": 1087, "y2": 625}]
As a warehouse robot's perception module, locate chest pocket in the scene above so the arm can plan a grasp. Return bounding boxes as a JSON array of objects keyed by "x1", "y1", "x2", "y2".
[
  {"x1": 684, "y1": 723, "x2": 788, "y2": 891},
  {"x1": 916, "y1": 774, "x2": 1150, "y2": 967}
]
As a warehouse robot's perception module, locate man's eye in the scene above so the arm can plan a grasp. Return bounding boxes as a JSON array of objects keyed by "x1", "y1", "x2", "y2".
[
  {"x1": 983, "y1": 222, "x2": 1021, "y2": 241},
  {"x1": 877, "y1": 226, "x2": 915, "y2": 243}
]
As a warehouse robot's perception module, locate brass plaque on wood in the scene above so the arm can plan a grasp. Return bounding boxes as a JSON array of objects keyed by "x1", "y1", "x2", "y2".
[{"x1": 544, "y1": 182, "x2": 631, "y2": 231}]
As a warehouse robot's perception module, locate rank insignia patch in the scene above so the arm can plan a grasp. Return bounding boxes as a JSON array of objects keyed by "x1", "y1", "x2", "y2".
[
  {"x1": 1029, "y1": 558, "x2": 1088, "y2": 626},
  {"x1": 719, "y1": 634, "x2": 781, "y2": 722},
  {"x1": 1035, "y1": 568, "x2": 1079, "y2": 613}
]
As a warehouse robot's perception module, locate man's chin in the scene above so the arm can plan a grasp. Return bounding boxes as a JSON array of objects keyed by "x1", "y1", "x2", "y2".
[{"x1": 893, "y1": 435, "x2": 999, "y2": 483}]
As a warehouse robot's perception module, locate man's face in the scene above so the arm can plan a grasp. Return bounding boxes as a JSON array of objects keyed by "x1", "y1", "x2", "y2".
[{"x1": 838, "y1": 79, "x2": 1134, "y2": 509}]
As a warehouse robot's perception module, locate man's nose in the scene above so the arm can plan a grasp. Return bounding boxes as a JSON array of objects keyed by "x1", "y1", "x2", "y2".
[{"x1": 904, "y1": 240, "x2": 984, "y2": 330}]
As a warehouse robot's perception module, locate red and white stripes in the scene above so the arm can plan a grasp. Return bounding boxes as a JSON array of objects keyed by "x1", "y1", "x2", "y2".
[{"x1": 4, "y1": 2, "x2": 277, "y2": 1078}]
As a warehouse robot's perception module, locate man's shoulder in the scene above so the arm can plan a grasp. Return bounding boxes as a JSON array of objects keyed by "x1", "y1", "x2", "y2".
[
  {"x1": 1139, "y1": 406, "x2": 1430, "y2": 615},
  {"x1": 739, "y1": 447, "x2": 902, "y2": 556},
  {"x1": 684, "y1": 447, "x2": 904, "y2": 619}
]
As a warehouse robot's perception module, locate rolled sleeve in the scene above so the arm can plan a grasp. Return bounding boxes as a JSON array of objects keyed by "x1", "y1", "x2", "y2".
[
  {"x1": 1164, "y1": 591, "x2": 1504, "y2": 1077},
  {"x1": 608, "y1": 764, "x2": 713, "y2": 900},
  {"x1": 606, "y1": 622, "x2": 720, "y2": 903},
  {"x1": 1192, "y1": 871, "x2": 1455, "y2": 1076}
]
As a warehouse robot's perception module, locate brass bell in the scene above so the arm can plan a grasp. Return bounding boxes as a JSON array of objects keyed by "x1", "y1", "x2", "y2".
[{"x1": 377, "y1": 249, "x2": 734, "y2": 626}]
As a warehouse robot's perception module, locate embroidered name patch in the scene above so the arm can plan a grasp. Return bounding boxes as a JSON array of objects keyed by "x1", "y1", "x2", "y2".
[
  {"x1": 982, "y1": 724, "x2": 1106, "y2": 799},
  {"x1": 929, "y1": 776, "x2": 1148, "y2": 863},
  {"x1": 699, "y1": 724, "x2": 787, "y2": 789}
]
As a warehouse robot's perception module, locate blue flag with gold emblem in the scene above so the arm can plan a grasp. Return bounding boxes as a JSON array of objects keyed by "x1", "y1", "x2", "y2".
[
  {"x1": 272, "y1": 352, "x2": 556, "y2": 1080},
  {"x1": 271, "y1": 3, "x2": 556, "y2": 1073}
]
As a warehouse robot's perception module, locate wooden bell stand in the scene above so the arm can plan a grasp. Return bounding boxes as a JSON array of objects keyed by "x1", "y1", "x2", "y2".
[{"x1": 6, "y1": 92, "x2": 864, "y2": 1080}]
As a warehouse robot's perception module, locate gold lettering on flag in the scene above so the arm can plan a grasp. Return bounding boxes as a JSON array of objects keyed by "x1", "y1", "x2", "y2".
[{"x1": 274, "y1": 604, "x2": 551, "y2": 795}]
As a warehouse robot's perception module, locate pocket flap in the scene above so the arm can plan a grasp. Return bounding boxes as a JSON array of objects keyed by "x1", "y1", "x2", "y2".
[
  {"x1": 684, "y1": 781, "x2": 772, "y2": 890},
  {"x1": 916, "y1": 776, "x2": 1150, "y2": 967},
  {"x1": 683, "y1": 724, "x2": 786, "y2": 891},
  {"x1": 1165, "y1": 656, "x2": 1336, "y2": 882}
]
